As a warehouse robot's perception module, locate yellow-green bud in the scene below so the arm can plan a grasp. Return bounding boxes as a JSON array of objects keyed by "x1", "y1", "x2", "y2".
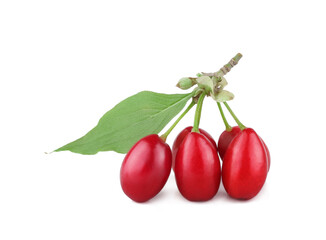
[{"x1": 176, "y1": 77, "x2": 195, "y2": 90}]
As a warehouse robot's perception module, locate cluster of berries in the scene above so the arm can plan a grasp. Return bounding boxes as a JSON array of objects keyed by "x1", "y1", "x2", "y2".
[{"x1": 120, "y1": 122, "x2": 270, "y2": 202}]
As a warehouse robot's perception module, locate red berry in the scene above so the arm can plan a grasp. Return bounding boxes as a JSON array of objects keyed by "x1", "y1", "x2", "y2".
[
  {"x1": 172, "y1": 126, "x2": 217, "y2": 170},
  {"x1": 174, "y1": 132, "x2": 221, "y2": 201},
  {"x1": 259, "y1": 137, "x2": 271, "y2": 171},
  {"x1": 120, "y1": 134, "x2": 172, "y2": 202},
  {"x1": 217, "y1": 126, "x2": 241, "y2": 160},
  {"x1": 218, "y1": 126, "x2": 271, "y2": 171},
  {"x1": 222, "y1": 128, "x2": 268, "y2": 200}
]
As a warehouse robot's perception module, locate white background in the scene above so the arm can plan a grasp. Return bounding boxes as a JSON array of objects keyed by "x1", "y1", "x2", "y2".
[{"x1": 1, "y1": 0, "x2": 325, "y2": 239}]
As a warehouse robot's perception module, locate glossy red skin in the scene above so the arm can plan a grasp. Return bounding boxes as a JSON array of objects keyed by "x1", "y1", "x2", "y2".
[
  {"x1": 218, "y1": 126, "x2": 271, "y2": 171},
  {"x1": 175, "y1": 132, "x2": 221, "y2": 201},
  {"x1": 172, "y1": 126, "x2": 217, "y2": 170},
  {"x1": 217, "y1": 126, "x2": 241, "y2": 160},
  {"x1": 222, "y1": 128, "x2": 268, "y2": 200},
  {"x1": 260, "y1": 137, "x2": 271, "y2": 171},
  {"x1": 120, "y1": 134, "x2": 172, "y2": 203}
]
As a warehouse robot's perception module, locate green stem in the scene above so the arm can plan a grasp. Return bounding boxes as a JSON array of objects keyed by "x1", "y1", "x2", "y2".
[
  {"x1": 219, "y1": 53, "x2": 243, "y2": 76},
  {"x1": 201, "y1": 53, "x2": 243, "y2": 78},
  {"x1": 217, "y1": 102, "x2": 232, "y2": 131},
  {"x1": 223, "y1": 102, "x2": 246, "y2": 130},
  {"x1": 160, "y1": 101, "x2": 196, "y2": 142},
  {"x1": 192, "y1": 92, "x2": 206, "y2": 133}
]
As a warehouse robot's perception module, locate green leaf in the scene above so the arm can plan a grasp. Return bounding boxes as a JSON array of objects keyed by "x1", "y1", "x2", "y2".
[
  {"x1": 213, "y1": 90, "x2": 235, "y2": 102},
  {"x1": 55, "y1": 91, "x2": 194, "y2": 155}
]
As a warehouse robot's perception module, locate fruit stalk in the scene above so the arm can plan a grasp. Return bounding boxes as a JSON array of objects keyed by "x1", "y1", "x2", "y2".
[
  {"x1": 217, "y1": 102, "x2": 232, "y2": 131},
  {"x1": 223, "y1": 102, "x2": 246, "y2": 130},
  {"x1": 192, "y1": 92, "x2": 206, "y2": 133},
  {"x1": 160, "y1": 101, "x2": 196, "y2": 142}
]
